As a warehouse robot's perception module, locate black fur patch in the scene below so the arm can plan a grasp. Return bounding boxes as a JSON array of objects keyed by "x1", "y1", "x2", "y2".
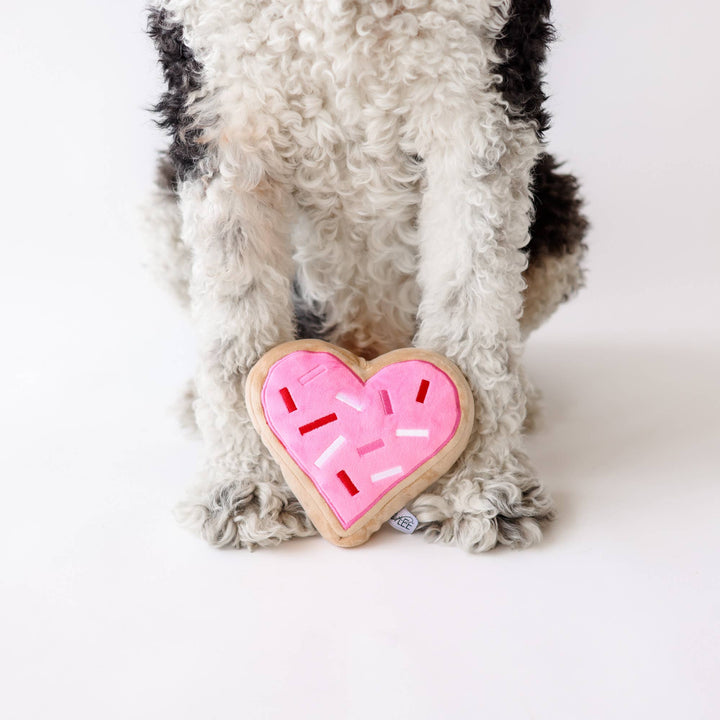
[
  {"x1": 495, "y1": 0, "x2": 554, "y2": 134},
  {"x1": 155, "y1": 150, "x2": 177, "y2": 193},
  {"x1": 147, "y1": 9, "x2": 206, "y2": 182},
  {"x1": 527, "y1": 154, "x2": 589, "y2": 261},
  {"x1": 293, "y1": 279, "x2": 332, "y2": 340},
  {"x1": 495, "y1": 1, "x2": 588, "y2": 259}
]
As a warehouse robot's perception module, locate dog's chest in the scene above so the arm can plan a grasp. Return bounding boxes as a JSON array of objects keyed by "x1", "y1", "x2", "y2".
[{"x1": 191, "y1": 2, "x2": 484, "y2": 153}]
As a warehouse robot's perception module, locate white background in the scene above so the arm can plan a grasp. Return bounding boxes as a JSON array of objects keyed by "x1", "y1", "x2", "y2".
[{"x1": 1, "y1": 1, "x2": 718, "y2": 718}]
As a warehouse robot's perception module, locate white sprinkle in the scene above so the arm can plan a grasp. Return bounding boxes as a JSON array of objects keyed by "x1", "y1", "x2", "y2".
[
  {"x1": 371, "y1": 466, "x2": 403, "y2": 483},
  {"x1": 298, "y1": 365, "x2": 326, "y2": 385},
  {"x1": 335, "y1": 392, "x2": 364, "y2": 411},
  {"x1": 314, "y1": 436, "x2": 346, "y2": 468},
  {"x1": 395, "y1": 428, "x2": 430, "y2": 438}
]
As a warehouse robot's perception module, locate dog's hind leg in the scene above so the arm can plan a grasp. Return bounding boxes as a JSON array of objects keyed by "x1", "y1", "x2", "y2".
[
  {"x1": 519, "y1": 154, "x2": 589, "y2": 430},
  {"x1": 521, "y1": 154, "x2": 589, "y2": 337},
  {"x1": 141, "y1": 152, "x2": 192, "y2": 308},
  {"x1": 141, "y1": 153, "x2": 202, "y2": 432}
]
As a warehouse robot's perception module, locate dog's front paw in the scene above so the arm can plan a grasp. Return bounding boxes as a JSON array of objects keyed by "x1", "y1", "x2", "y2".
[
  {"x1": 415, "y1": 505, "x2": 500, "y2": 553},
  {"x1": 176, "y1": 473, "x2": 316, "y2": 550},
  {"x1": 410, "y1": 464, "x2": 555, "y2": 553}
]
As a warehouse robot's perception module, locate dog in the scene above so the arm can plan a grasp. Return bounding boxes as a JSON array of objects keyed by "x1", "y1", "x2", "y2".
[{"x1": 143, "y1": 0, "x2": 588, "y2": 552}]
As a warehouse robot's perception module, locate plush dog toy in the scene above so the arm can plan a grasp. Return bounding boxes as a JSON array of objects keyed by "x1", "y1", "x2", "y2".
[
  {"x1": 144, "y1": 0, "x2": 588, "y2": 552},
  {"x1": 246, "y1": 340, "x2": 474, "y2": 546}
]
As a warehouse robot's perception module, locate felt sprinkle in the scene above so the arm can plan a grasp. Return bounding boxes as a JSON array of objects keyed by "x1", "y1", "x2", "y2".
[
  {"x1": 314, "y1": 436, "x2": 346, "y2": 468},
  {"x1": 357, "y1": 439, "x2": 385, "y2": 456},
  {"x1": 371, "y1": 466, "x2": 403, "y2": 483},
  {"x1": 416, "y1": 379, "x2": 430, "y2": 403},
  {"x1": 279, "y1": 387, "x2": 297, "y2": 413},
  {"x1": 299, "y1": 413, "x2": 338, "y2": 435},
  {"x1": 337, "y1": 470, "x2": 359, "y2": 496},
  {"x1": 395, "y1": 428, "x2": 429, "y2": 438},
  {"x1": 298, "y1": 365, "x2": 326, "y2": 385},
  {"x1": 335, "y1": 392, "x2": 363, "y2": 411}
]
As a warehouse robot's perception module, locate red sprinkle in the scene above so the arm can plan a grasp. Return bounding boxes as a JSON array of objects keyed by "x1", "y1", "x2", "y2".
[
  {"x1": 337, "y1": 470, "x2": 359, "y2": 496},
  {"x1": 299, "y1": 413, "x2": 338, "y2": 435},
  {"x1": 279, "y1": 387, "x2": 297, "y2": 413},
  {"x1": 416, "y1": 379, "x2": 430, "y2": 403}
]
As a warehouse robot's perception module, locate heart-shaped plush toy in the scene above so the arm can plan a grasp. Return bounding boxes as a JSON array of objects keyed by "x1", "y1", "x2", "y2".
[{"x1": 246, "y1": 340, "x2": 474, "y2": 547}]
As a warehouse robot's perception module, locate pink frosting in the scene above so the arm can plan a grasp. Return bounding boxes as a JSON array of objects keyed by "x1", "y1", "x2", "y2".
[{"x1": 261, "y1": 351, "x2": 461, "y2": 529}]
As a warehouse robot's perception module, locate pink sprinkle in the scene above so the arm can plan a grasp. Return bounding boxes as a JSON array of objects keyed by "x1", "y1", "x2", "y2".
[
  {"x1": 379, "y1": 390, "x2": 393, "y2": 415},
  {"x1": 357, "y1": 439, "x2": 385, "y2": 457},
  {"x1": 298, "y1": 365, "x2": 326, "y2": 385}
]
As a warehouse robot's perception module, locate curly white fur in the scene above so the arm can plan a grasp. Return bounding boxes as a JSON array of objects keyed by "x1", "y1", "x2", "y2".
[{"x1": 145, "y1": 0, "x2": 579, "y2": 551}]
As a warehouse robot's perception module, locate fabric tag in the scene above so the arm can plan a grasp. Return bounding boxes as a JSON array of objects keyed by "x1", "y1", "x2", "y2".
[{"x1": 388, "y1": 508, "x2": 419, "y2": 534}]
